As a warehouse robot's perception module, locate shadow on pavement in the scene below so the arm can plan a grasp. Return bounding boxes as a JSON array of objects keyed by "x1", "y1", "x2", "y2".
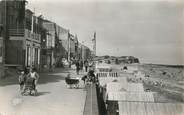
[
  {"x1": 35, "y1": 91, "x2": 50, "y2": 97},
  {"x1": 0, "y1": 68, "x2": 68, "y2": 86},
  {"x1": 38, "y1": 74, "x2": 66, "y2": 84}
]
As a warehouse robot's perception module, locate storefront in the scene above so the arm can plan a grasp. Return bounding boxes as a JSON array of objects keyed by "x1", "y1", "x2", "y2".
[{"x1": 25, "y1": 29, "x2": 41, "y2": 69}]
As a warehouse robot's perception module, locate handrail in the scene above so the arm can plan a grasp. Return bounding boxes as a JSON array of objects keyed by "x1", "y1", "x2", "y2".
[{"x1": 96, "y1": 72, "x2": 119, "y2": 77}]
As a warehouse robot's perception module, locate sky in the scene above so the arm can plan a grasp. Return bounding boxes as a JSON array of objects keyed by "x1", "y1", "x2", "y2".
[{"x1": 27, "y1": 0, "x2": 184, "y2": 65}]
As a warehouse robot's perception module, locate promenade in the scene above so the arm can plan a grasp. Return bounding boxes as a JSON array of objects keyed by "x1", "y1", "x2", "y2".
[{"x1": 0, "y1": 68, "x2": 86, "y2": 115}]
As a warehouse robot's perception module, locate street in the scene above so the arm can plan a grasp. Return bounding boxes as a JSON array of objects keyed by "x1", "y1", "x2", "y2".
[{"x1": 0, "y1": 68, "x2": 86, "y2": 115}]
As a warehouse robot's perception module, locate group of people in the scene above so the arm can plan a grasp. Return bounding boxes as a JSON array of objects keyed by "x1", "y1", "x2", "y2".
[
  {"x1": 81, "y1": 69, "x2": 97, "y2": 85},
  {"x1": 75, "y1": 60, "x2": 89, "y2": 75},
  {"x1": 18, "y1": 67, "x2": 40, "y2": 93}
]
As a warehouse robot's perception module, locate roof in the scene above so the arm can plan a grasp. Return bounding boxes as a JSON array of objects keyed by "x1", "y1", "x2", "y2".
[
  {"x1": 26, "y1": 9, "x2": 33, "y2": 14},
  {"x1": 118, "y1": 101, "x2": 184, "y2": 115},
  {"x1": 99, "y1": 77, "x2": 127, "y2": 87},
  {"x1": 108, "y1": 92, "x2": 154, "y2": 102},
  {"x1": 106, "y1": 82, "x2": 144, "y2": 93},
  {"x1": 99, "y1": 78, "x2": 113, "y2": 86}
]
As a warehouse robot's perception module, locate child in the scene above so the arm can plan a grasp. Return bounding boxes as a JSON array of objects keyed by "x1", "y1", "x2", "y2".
[
  {"x1": 27, "y1": 68, "x2": 39, "y2": 90},
  {"x1": 18, "y1": 70, "x2": 26, "y2": 91}
]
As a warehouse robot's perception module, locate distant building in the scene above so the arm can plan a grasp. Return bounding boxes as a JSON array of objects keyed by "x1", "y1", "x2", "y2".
[
  {"x1": 58, "y1": 26, "x2": 69, "y2": 59},
  {"x1": 81, "y1": 44, "x2": 91, "y2": 61},
  {"x1": 42, "y1": 20, "x2": 57, "y2": 69},
  {"x1": 58, "y1": 28, "x2": 69, "y2": 57},
  {"x1": 58, "y1": 29, "x2": 80, "y2": 61},
  {"x1": 69, "y1": 34, "x2": 76, "y2": 59},
  {"x1": 78, "y1": 42, "x2": 82, "y2": 60}
]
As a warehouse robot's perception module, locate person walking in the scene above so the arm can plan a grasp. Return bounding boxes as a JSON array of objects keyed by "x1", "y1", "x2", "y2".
[
  {"x1": 75, "y1": 60, "x2": 80, "y2": 75},
  {"x1": 84, "y1": 60, "x2": 89, "y2": 72},
  {"x1": 80, "y1": 60, "x2": 84, "y2": 72}
]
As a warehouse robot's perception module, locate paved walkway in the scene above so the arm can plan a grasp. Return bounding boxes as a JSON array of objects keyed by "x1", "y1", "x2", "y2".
[{"x1": 0, "y1": 68, "x2": 87, "y2": 115}]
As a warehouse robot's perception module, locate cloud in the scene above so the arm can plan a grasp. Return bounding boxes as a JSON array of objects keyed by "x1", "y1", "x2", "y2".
[{"x1": 27, "y1": 1, "x2": 184, "y2": 65}]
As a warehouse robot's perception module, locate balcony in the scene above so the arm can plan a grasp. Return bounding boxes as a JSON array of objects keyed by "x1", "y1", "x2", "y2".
[
  {"x1": 9, "y1": 28, "x2": 24, "y2": 37},
  {"x1": 25, "y1": 29, "x2": 41, "y2": 42}
]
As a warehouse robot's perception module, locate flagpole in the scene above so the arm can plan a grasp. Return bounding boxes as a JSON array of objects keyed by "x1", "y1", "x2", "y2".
[
  {"x1": 91, "y1": 31, "x2": 96, "y2": 62},
  {"x1": 93, "y1": 32, "x2": 96, "y2": 58}
]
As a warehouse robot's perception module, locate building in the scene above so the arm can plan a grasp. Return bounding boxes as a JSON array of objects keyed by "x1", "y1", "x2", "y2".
[
  {"x1": 0, "y1": 1, "x2": 42, "y2": 71},
  {"x1": 69, "y1": 34, "x2": 76, "y2": 60},
  {"x1": 0, "y1": 0, "x2": 92, "y2": 72},
  {"x1": 0, "y1": 2, "x2": 4, "y2": 77},
  {"x1": 40, "y1": 26, "x2": 55, "y2": 71},
  {"x1": 58, "y1": 29, "x2": 80, "y2": 61},
  {"x1": 57, "y1": 26, "x2": 68, "y2": 65},
  {"x1": 81, "y1": 45, "x2": 92, "y2": 61},
  {"x1": 77, "y1": 43, "x2": 91, "y2": 61},
  {"x1": 2, "y1": 0, "x2": 26, "y2": 66},
  {"x1": 78, "y1": 42, "x2": 82, "y2": 60},
  {"x1": 42, "y1": 20, "x2": 57, "y2": 69},
  {"x1": 74, "y1": 35, "x2": 79, "y2": 59},
  {"x1": 24, "y1": 9, "x2": 42, "y2": 69},
  {"x1": 58, "y1": 28, "x2": 69, "y2": 58}
]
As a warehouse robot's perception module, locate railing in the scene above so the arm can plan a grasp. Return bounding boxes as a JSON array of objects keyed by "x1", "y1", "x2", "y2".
[
  {"x1": 96, "y1": 72, "x2": 119, "y2": 77},
  {"x1": 25, "y1": 29, "x2": 41, "y2": 42},
  {"x1": 97, "y1": 68, "x2": 112, "y2": 72},
  {"x1": 9, "y1": 28, "x2": 24, "y2": 36}
]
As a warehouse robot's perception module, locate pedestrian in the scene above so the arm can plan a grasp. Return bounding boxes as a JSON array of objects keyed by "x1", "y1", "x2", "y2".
[
  {"x1": 88, "y1": 69, "x2": 96, "y2": 83},
  {"x1": 27, "y1": 67, "x2": 40, "y2": 90},
  {"x1": 80, "y1": 60, "x2": 84, "y2": 72},
  {"x1": 18, "y1": 69, "x2": 26, "y2": 92},
  {"x1": 84, "y1": 60, "x2": 89, "y2": 72},
  {"x1": 75, "y1": 60, "x2": 80, "y2": 75},
  {"x1": 82, "y1": 75, "x2": 87, "y2": 85}
]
